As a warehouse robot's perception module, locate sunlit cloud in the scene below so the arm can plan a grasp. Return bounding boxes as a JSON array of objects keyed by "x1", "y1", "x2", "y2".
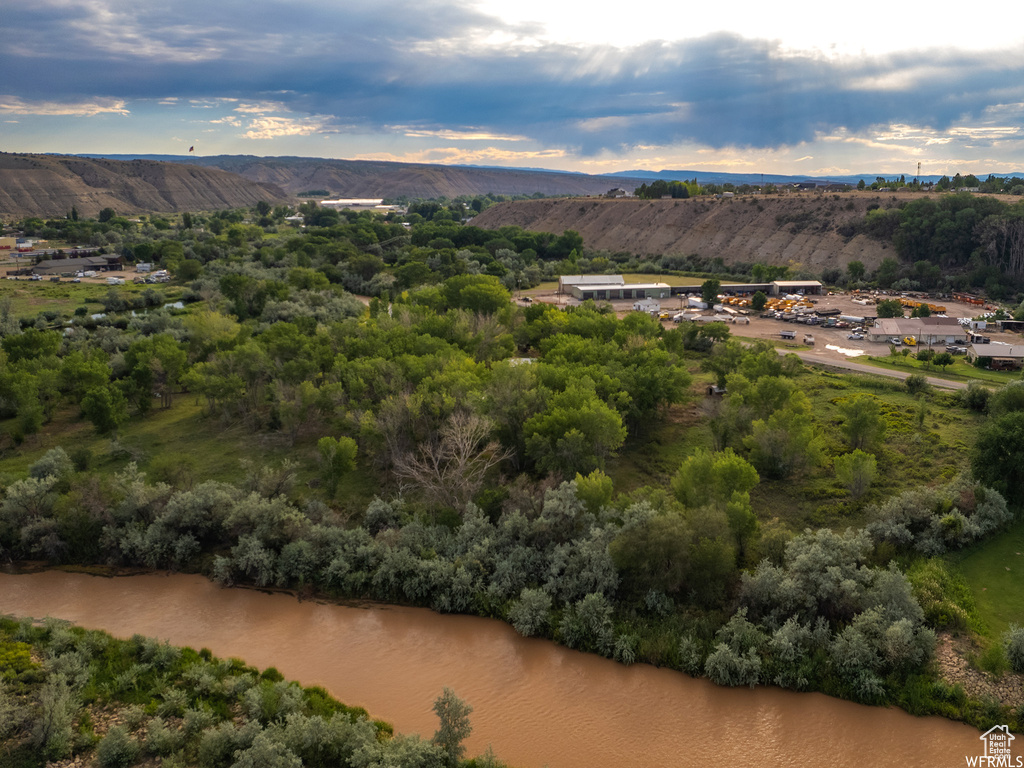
[
  {"x1": 395, "y1": 127, "x2": 530, "y2": 141},
  {"x1": 234, "y1": 102, "x2": 284, "y2": 115},
  {"x1": 243, "y1": 115, "x2": 335, "y2": 139},
  {"x1": 354, "y1": 146, "x2": 568, "y2": 165},
  {"x1": 0, "y1": 96, "x2": 129, "y2": 116},
  {"x1": 2, "y1": 1, "x2": 1024, "y2": 173}
]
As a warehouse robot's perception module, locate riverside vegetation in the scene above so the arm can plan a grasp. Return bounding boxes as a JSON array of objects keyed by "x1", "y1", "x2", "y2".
[
  {"x1": 3, "y1": 199, "x2": 1024, "y2": 762},
  {"x1": 0, "y1": 615, "x2": 497, "y2": 768}
]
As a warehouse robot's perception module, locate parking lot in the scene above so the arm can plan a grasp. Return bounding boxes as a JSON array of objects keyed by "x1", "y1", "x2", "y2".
[{"x1": 522, "y1": 288, "x2": 1022, "y2": 366}]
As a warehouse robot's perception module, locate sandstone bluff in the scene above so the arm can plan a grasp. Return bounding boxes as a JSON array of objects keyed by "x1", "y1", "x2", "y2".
[{"x1": 472, "y1": 195, "x2": 894, "y2": 271}]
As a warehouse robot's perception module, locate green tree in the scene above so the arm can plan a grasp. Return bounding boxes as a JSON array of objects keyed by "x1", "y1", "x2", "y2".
[
  {"x1": 874, "y1": 258, "x2": 901, "y2": 288},
  {"x1": 96, "y1": 724, "x2": 140, "y2": 768},
  {"x1": 834, "y1": 450, "x2": 877, "y2": 498},
  {"x1": 839, "y1": 395, "x2": 885, "y2": 451},
  {"x1": 1003, "y1": 625, "x2": 1024, "y2": 673},
  {"x1": 671, "y1": 448, "x2": 759, "y2": 509},
  {"x1": 524, "y1": 383, "x2": 626, "y2": 476},
  {"x1": 176, "y1": 258, "x2": 203, "y2": 280},
  {"x1": 31, "y1": 674, "x2": 78, "y2": 761},
  {"x1": 508, "y1": 588, "x2": 553, "y2": 637},
  {"x1": 751, "y1": 290, "x2": 767, "y2": 311},
  {"x1": 875, "y1": 299, "x2": 904, "y2": 318},
  {"x1": 744, "y1": 391, "x2": 822, "y2": 479},
  {"x1": 443, "y1": 274, "x2": 510, "y2": 314},
  {"x1": 972, "y1": 411, "x2": 1024, "y2": 504},
  {"x1": 317, "y1": 436, "x2": 358, "y2": 498},
  {"x1": 910, "y1": 303, "x2": 932, "y2": 318},
  {"x1": 701, "y1": 278, "x2": 721, "y2": 307},
  {"x1": 81, "y1": 385, "x2": 129, "y2": 436},
  {"x1": 432, "y1": 688, "x2": 473, "y2": 767},
  {"x1": 610, "y1": 513, "x2": 693, "y2": 596},
  {"x1": 574, "y1": 469, "x2": 614, "y2": 514},
  {"x1": 847, "y1": 261, "x2": 866, "y2": 281},
  {"x1": 932, "y1": 352, "x2": 954, "y2": 371}
]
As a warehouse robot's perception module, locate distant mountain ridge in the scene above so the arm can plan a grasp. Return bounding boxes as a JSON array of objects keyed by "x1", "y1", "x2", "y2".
[
  {"x1": 75, "y1": 154, "x2": 1024, "y2": 193},
  {"x1": 609, "y1": 169, "x2": 1024, "y2": 185},
  {"x1": 7, "y1": 152, "x2": 1023, "y2": 220},
  {"x1": 74, "y1": 154, "x2": 648, "y2": 199},
  {"x1": 0, "y1": 154, "x2": 287, "y2": 218}
]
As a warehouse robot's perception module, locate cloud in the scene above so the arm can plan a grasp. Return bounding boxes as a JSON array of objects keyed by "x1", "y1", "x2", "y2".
[
  {"x1": 242, "y1": 115, "x2": 335, "y2": 139},
  {"x1": 394, "y1": 127, "x2": 530, "y2": 141},
  {"x1": 0, "y1": 96, "x2": 129, "y2": 116},
  {"x1": 353, "y1": 146, "x2": 568, "y2": 165},
  {"x1": 3, "y1": 1, "x2": 1024, "y2": 168}
]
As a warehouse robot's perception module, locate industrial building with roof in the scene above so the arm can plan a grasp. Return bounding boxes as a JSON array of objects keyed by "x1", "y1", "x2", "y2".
[
  {"x1": 31, "y1": 255, "x2": 123, "y2": 275},
  {"x1": 566, "y1": 281, "x2": 672, "y2": 300},
  {"x1": 867, "y1": 317, "x2": 968, "y2": 345},
  {"x1": 967, "y1": 344, "x2": 1024, "y2": 370},
  {"x1": 559, "y1": 275, "x2": 822, "y2": 301},
  {"x1": 558, "y1": 275, "x2": 626, "y2": 292}
]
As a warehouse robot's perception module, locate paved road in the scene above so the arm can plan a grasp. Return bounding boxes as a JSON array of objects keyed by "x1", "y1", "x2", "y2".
[{"x1": 783, "y1": 348, "x2": 968, "y2": 390}]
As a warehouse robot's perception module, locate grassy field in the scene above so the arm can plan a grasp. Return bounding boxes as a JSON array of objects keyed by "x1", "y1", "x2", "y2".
[
  {"x1": 0, "y1": 279, "x2": 183, "y2": 319},
  {"x1": 953, "y1": 518, "x2": 1024, "y2": 638},
  {"x1": 606, "y1": 361, "x2": 982, "y2": 533},
  {"x1": 861, "y1": 353, "x2": 1019, "y2": 386},
  {"x1": 0, "y1": 395, "x2": 380, "y2": 518}
]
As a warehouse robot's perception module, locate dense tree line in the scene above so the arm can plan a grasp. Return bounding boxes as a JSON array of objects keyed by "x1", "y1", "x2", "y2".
[
  {"x1": 833, "y1": 193, "x2": 1024, "y2": 298},
  {"x1": 3, "y1": 200, "x2": 1024, "y2": 731}
]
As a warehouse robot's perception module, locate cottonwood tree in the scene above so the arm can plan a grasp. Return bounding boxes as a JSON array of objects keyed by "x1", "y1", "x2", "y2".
[
  {"x1": 524, "y1": 383, "x2": 626, "y2": 477},
  {"x1": 432, "y1": 688, "x2": 473, "y2": 767},
  {"x1": 834, "y1": 450, "x2": 877, "y2": 499},
  {"x1": 393, "y1": 411, "x2": 511, "y2": 510},
  {"x1": 317, "y1": 436, "x2": 358, "y2": 498},
  {"x1": 972, "y1": 411, "x2": 1024, "y2": 504},
  {"x1": 839, "y1": 395, "x2": 885, "y2": 451},
  {"x1": 744, "y1": 391, "x2": 822, "y2": 479}
]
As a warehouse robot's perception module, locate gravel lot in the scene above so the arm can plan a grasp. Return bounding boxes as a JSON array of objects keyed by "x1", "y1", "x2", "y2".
[{"x1": 520, "y1": 287, "x2": 1022, "y2": 367}]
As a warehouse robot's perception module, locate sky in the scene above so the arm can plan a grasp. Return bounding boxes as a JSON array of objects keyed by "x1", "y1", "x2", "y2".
[{"x1": 3, "y1": 0, "x2": 1024, "y2": 177}]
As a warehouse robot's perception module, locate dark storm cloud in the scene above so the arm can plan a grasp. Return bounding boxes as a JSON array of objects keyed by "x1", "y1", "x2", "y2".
[{"x1": 5, "y1": 1, "x2": 1023, "y2": 152}]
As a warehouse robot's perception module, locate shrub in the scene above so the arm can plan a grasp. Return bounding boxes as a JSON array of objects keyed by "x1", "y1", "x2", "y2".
[
  {"x1": 70, "y1": 446, "x2": 93, "y2": 472},
  {"x1": 962, "y1": 381, "x2": 990, "y2": 413},
  {"x1": 834, "y1": 450, "x2": 877, "y2": 499},
  {"x1": 97, "y1": 725, "x2": 140, "y2": 768},
  {"x1": 507, "y1": 588, "x2": 552, "y2": 637},
  {"x1": 29, "y1": 447, "x2": 75, "y2": 482},
  {"x1": 1003, "y1": 625, "x2": 1024, "y2": 673},
  {"x1": 905, "y1": 374, "x2": 930, "y2": 394},
  {"x1": 704, "y1": 644, "x2": 761, "y2": 688}
]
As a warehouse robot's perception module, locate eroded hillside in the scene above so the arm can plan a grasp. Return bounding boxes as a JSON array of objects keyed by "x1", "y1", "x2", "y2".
[
  {"x1": 472, "y1": 193, "x2": 899, "y2": 271},
  {"x1": 0, "y1": 154, "x2": 288, "y2": 218},
  {"x1": 200, "y1": 155, "x2": 645, "y2": 198}
]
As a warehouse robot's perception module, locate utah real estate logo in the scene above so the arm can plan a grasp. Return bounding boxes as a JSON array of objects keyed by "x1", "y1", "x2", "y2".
[{"x1": 966, "y1": 725, "x2": 1021, "y2": 767}]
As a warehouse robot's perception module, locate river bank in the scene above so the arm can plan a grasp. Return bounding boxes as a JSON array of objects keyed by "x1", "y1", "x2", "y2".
[{"x1": 0, "y1": 570, "x2": 987, "y2": 768}]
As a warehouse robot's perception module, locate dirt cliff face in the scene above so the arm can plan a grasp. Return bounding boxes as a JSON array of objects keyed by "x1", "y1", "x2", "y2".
[
  {"x1": 0, "y1": 154, "x2": 288, "y2": 218},
  {"x1": 199, "y1": 156, "x2": 646, "y2": 198},
  {"x1": 471, "y1": 193, "x2": 900, "y2": 271}
]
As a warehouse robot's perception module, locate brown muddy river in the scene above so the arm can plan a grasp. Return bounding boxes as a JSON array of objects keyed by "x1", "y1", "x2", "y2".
[{"x1": 0, "y1": 571, "x2": 986, "y2": 767}]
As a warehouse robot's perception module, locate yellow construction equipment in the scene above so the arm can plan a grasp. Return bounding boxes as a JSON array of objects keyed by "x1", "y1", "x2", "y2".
[{"x1": 903, "y1": 336, "x2": 917, "y2": 346}]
